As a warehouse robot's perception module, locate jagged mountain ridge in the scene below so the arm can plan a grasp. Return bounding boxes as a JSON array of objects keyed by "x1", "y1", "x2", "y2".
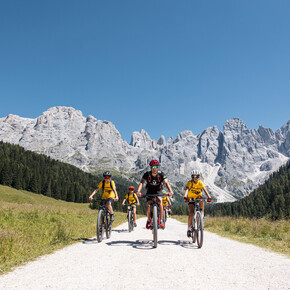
[{"x1": 0, "y1": 106, "x2": 289, "y2": 202}]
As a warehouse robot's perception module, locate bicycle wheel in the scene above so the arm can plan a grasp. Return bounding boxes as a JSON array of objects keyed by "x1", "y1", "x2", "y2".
[
  {"x1": 163, "y1": 210, "x2": 166, "y2": 228},
  {"x1": 191, "y1": 216, "x2": 196, "y2": 243},
  {"x1": 153, "y1": 205, "x2": 158, "y2": 248},
  {"x1": 128, "y1": 210, "x2": 133, "y2": 232},
  {"x1": 196, "y1": 211, "x2": 203, "y2": 248},
  {"x1": 105, "y1": 213, "x2": 112, "y2": 239},
  {"x1": 97, "y1": 209, "x2": 105, "y2": 243}
]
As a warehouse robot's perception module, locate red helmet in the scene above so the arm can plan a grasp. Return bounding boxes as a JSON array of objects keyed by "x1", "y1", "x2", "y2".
[
  {"x1": 128, "y1": 186, "x2": 135, "y2": 190},
  {"x1": 149, "y1": 159, "x2": 159, "y2": 166}
]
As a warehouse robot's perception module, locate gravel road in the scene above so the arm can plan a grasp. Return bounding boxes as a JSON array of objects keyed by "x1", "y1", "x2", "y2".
[{"x1": 0, "y1": 217, "x2": 289, "y2": 290}]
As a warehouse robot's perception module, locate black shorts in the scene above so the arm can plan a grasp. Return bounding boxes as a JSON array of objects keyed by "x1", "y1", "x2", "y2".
[
  {"x1": 101, "y1": 198, "x2": 113, "y2": 205},
  {"x1": 146, "y1": 190, "x2": 163, "y2": 202}
]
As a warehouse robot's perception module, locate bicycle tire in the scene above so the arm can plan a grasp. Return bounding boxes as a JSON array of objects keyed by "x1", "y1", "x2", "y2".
[
  {"x1": 163, "y1": 210, "x2": 166, "y2": 228},
  {"x1": 128, "y1": 210, "x2": 133, "y2": 232},
  {"x1": 97, "y1": 209, "x2": 105, "y2": 243},
  {"x1": 105, "y1": 213, "x2": 112, "y2": 239},
  {"x1": 153, "y1": 205, "x2": 158, "y2": 248},
  {"x1": 196, "y1": 211, "x2": 203, "y2": 248},
  {"x1": 191, "y1": 216, "x2": 196, "y2": 243}
]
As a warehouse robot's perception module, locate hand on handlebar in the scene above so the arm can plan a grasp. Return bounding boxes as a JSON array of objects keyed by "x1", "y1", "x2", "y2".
[
  {"x1": 207, "y1": 198, "x2": 213, "y2": 202},
  {"x1": 184, "y1": 197, "x2": 189, "y2": 202}
]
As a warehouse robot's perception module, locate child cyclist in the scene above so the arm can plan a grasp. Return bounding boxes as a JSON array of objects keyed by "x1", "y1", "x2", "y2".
[
  {"x1": 184, "y1": 170, "x2": 212, "y2": 237},
  {"x1": 122, "y1": 186, "x2": 140, "y2": 227},
  {"x1": 162, "y1": 190, "x2": 172, "y2": 218},
  {"x1": 89, "y1": 171, "x2": 119, "y2": 224}
]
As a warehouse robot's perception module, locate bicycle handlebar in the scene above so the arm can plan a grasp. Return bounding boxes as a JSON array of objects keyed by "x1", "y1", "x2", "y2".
[
  {"x1": 184, "y1": 197, "x2": 213, "y2": 203},
  {"x1": 140, "y1": 193, "x2": 170, "y2": 198}
]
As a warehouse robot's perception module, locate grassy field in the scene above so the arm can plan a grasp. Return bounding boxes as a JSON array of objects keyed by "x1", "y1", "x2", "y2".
[
  {"x1": 174, "y1": 215, "x2": 290, "y2": 257},
  {"x1": 0, "y1": 185, "x2": 127, "y2": 274}
]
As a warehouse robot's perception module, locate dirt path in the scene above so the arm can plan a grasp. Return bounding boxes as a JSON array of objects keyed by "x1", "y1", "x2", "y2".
[{"x1": 0, "y1": 218, "x2": 289, "y2": 290}]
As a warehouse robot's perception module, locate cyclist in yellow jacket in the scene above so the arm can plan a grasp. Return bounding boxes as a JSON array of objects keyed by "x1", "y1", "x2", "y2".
[
  {"x1": 122, "y1": 186, "x2": 140, "y2": 227},
  {"x1": 184, "y1": 170, "x2": 212, "y2": 237},
  {"x1": 162, "y1": 190, "x2": 172, "y2": 218},
  {"x1": 89, "y1": 171, "x2": 119, "y2": 223}
]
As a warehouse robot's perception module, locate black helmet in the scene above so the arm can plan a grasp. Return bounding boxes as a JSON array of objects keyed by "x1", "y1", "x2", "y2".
[{"x1": 103, "y1": 171, "x2": 111, "y2": 177}]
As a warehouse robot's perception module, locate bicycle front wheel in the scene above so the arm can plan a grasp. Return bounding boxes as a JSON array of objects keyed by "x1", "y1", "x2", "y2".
[
  {"x1": 97, "y1": 209, "x2": 105, "y2": 243},
  {"x1": 105, "y1": 213, "x2": 112, "y2": 239},
  {"x1": 128, "y1": 210, "x2": 133, "y2": 232},
  {"x1": 196, "y1": 211, "x2": 204, "y2": 248},
  {"x1": 163, "y1": 210, "x2": 166, "y2": 228},
  {"x1": 153, "y1": 205, "x2": 158, "y2": 248}
]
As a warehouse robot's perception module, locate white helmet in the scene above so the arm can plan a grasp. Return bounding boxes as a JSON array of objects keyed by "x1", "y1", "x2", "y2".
[{"x1": 191, "y1": 170, "x2": 200, "y2": 176}]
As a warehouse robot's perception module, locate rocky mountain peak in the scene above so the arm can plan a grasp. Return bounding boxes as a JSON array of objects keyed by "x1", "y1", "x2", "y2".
[{"x1": 0, "y1": 107, "x2": 289, "y2": 202}]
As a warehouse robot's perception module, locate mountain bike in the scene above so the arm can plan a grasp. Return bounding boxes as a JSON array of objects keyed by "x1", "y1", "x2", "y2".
[
  {"x1": 162, "y1": 204, "x2": 171, "y2": 226},
  {"x1": 184, "y1": 198, "x2": 211, "y2": 248},
  {"x1": 93, "y1": 198, "x2": 113, "y2": 242},
  {"x1": 124, "y1": 203, "x2": 136, "y2": 232},
  {"x1": 163, "y1": 206, "x2": 168, "y2": 225},
  {"x1": 141, "y1": 193, "x2": 170, "y2": 248}
]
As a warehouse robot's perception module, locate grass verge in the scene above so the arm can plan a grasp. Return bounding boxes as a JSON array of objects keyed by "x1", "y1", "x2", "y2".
[
  {"x1": 173, "y1": 215, "x2": 290, "y2": 257},
  {"x1": 0, "y1": 185, "x2": 127, "y2": 274}
]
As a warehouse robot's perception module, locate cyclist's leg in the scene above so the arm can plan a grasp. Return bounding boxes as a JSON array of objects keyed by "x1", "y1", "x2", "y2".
[
  {"x1": 147, "y1": 201, "x2": 151, "y2": 220},
  {"x1": 196, "y1": 196, "x2": 204, "y2": 216},
  {"x1": 106, "y1": 199, "x2": 114, "y2": 215},
  {"x1": 188, "y1": 203, "x2": 194, "y2": 227},
  {"x1": 133, "y1": 206, "x2": 137, "y2": 222},
  {"x1": 158, "y1": 197, "x2": 163, "y2": 222}
]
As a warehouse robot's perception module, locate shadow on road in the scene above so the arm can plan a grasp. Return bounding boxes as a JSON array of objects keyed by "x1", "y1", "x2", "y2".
[
  {"x1": 106, "y1": 239, "x2": 199, "y2": 250},
  {"x1": 177, "y1": 239, "x2": 199, "y2": 249},
  {"x1": 112, "y1": 229, "x2": 128, "y2": 233},
  {"x1": 82, "y1": 238, "x2": 98, "y2": 244}
]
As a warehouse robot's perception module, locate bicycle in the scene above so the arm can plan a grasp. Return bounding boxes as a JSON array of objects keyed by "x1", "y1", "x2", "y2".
[
  {"x1": 184, "y1": 198, "x2": 212, "y2": 248},
  {"x1": 162, "y1": 204, "x2": 171, "y2": 226},
  {"x1": 141, "y1": 192, "x2": 170, "y2": 248},
  {"x1": 163, "y1": 206, "x2": 168, "y2": 225},
  {"x1": 124, "y1": 203, "x2": 136, "y2": 232},
  {"x1": 93, "y1": 198, "x2": 113, "y2": 242}
]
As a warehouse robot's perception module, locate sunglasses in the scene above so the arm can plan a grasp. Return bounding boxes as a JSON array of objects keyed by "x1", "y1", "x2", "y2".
[
  {"x1": 192, "y1": 175, "x2": 200, "y2": 178},
  {"x1": 151, "y1": 166, "x2": 159, "y2": 169},
  {"x1": 104, "y1": 176, "x2": 110, "y2": 179}
]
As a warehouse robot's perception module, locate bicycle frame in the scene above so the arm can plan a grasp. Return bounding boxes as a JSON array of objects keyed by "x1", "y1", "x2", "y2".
[
  {"x1": 185, "y1": 198, "x2": 206, "y2": 248},
  {"x1": 141, "y1": 193, "x2": 169, "y2": 248},
  {"x1": 124, "y1": 203, "x2": 136, "y2": 232},
  {"x1": 93, "y1": 198, "x2": 113, "y2": 242}
]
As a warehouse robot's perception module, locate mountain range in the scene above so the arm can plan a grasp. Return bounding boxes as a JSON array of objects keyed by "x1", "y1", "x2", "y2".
[{"x1": 0, "y1": 106, "x2": 289, "y2": 201}]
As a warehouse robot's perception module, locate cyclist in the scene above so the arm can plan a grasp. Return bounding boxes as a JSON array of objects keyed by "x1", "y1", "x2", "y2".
[
  {"x1": 162, "y1": 190, "x2": 172, "y2": 218},
  {"x1": 89, "y1": 171, "x2": 119, "y2": 224},
  {"x1": 184, "y1": 170, "x2": 212, "y2": 237},
  {"x1": 136, "y1": 159, "x2": 174, "y2": 229},
  {"x1": 122, "y1": 186, "x2": 140, "y2": 227}
]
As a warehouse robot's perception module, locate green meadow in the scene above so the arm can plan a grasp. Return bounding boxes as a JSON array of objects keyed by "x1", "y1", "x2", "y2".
[
  {"x1": 174, "y1": 215, "x2": 290, "y2": 257},
  {"x1": 0, "y1": 185, "x2": 127, "y2": 274}
]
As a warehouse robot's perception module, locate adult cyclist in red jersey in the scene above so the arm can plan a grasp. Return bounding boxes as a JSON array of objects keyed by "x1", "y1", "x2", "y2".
[{"x1": 136, "y1": 159, "x2": 174, "y2": 229}]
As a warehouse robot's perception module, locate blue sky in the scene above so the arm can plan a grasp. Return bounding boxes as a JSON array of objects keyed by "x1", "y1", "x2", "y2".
[{"x1": 0, "y1": 0, "x2": 289, "y2": 142}]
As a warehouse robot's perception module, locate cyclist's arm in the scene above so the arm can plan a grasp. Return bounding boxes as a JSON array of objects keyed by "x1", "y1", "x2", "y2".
[
  {"x1": 184, "y1": 187, "x2": 189, "y2": 199},
  {"x1": 122, "y1": 198, "x2": 127, "y2": 206},
  {"x1": 89, "y1": 188, "x2": 99, "y2": 201},
  {"x1": 164, "y1": 178, "x2": 174, "y2": 196},
  {"x1": 113, "y1": 187, "x2": 119, "y2": 201},
  {"x1": 202, "y1": 186, "x2": 211, "y2": 199},
  {"x1": 136, "y1": 195, "x2": 140, "y2": 206},
  {"x1": 136, "y1": 178, "x2": 145, "y2": 196}
]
